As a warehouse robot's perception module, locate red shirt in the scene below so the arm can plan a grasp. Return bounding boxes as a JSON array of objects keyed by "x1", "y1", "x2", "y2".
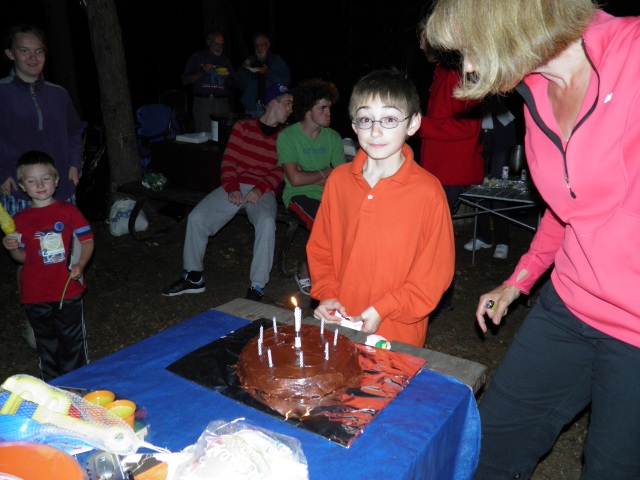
[
  {"x1": 419, "y1": 64, "x2": 484, "y2": 186},
  {"x1": 15, "y1": 201, "x2": 93, "y2": 304}
]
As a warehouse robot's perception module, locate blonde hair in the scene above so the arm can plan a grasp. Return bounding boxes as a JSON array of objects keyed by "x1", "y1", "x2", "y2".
[{"x1": 425, "y1": 0, "x2": 598, "y2": 99}]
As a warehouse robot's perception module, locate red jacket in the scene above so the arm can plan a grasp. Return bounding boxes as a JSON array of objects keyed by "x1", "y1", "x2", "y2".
[{"x1": 419, "y1": 64, "x2": 484, "y2": 186}]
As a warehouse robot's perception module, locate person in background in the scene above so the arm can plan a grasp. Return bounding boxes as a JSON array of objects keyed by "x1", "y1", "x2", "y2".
[
  {"x1": 464, "y1": 94, "x2": 522, "y2": 259},
  {"x1": 417, "y1": 27, "x2": 483, "y2": 317},
  {"x1": 236, "y1": 33, "x2": 290, "y2": 118},
  {"x1": 181, "y1": 30, "x2": 235, "y2": 133},
  {"x1": 427, "y1": 0, "x2": 640, "y2": 478},
  {"x1": 308, "y1": 69, "x2": 454, "y2": 348},
  {"x1": 276, "y1": 79, "x2": 345, "y2": 296},
  {"x1": 0, "y1": 24, "x2": 84, "y2": 350},
  {"x1": 161, "y1": 84, "x2": 293, "y2": 302},
  {"x1": 2, "y1": 151, "x2": 94, "y2": 381}
]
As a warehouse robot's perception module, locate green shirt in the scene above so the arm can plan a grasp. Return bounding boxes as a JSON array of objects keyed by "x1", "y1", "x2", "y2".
[{"x1": 276, "y1": 122, "x2": 346, "y2": 207}]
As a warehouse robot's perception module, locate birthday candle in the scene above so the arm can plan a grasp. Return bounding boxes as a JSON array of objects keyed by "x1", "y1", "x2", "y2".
[
  {"x1": 272, "y1": 316, "x2": 278, "y2": 333},
  {"x1": 320, "y1": 317, "x2": 325, "y2": 335},
  {"x1": 324, "y1": 341, "x2": 329, "y2": 360},
  {"x1": 333, "y1": 328, "x2": 338, "y2": 346},
  {"x1": 267, "y1": 348, "x2": 273, "y2": 367},
  {"x1": 258, "y1": 339, "x2": 262, "y2": 356},
  {"x1": 259, "y1": 325, "x2": 264, "y2": 344},
  {"x1": 295, "y1": 332, "x2": 301, "y2": 348},
  {"x1": 299, "y1": 351, "x2": 304, "y2": 367}
]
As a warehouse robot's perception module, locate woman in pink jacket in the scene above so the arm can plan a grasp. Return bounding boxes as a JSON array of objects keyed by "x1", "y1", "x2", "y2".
[{"x1": 427, "y1": 1, "x2": 640, "y2": 478}]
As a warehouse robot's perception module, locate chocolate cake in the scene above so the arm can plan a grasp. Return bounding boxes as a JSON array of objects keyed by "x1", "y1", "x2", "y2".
[{"x1": 236, "y1": 324, "x2": 361, "y2": 417}]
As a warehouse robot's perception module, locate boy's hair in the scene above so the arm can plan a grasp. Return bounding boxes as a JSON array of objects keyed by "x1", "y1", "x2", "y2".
[
  {"x1": 349, "y1": 68, "x2": 421, "y2": 120},
  {"x1": 4, "y1": 24, "x2": 48, "y2": 61},
  {"x1": 293, "y1": 79, "x2": 339, "y2": 122},
  {"x1": 16, "y1": 151, "x2": 59, "y2": 183}
]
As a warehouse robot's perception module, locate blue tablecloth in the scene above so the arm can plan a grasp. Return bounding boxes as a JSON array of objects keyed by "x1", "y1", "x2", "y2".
[{"x1": 53, "y1": 310, "x2": 480, "y2": 479}]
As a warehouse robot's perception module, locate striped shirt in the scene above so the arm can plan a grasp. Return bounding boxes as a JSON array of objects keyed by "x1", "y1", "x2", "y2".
[{"x1": 220, "y1": 118, "x2": 283, "y2": 194}]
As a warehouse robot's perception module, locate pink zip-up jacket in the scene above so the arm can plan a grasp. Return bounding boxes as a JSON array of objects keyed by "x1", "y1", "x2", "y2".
[{"x1": 507, "y1": 11, "x2": 640, "y2": 348}]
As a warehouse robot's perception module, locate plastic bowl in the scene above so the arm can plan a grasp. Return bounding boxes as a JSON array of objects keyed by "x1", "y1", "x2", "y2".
[
  {"x1": 82, "y1": 389, "x2": 115, "y2": 406},
  {"x1": 0, "y1": 441, "x2": 86, "y2": 479},
  {"x1": 104, "y1": 399, "x2": 136, "y2": 428}
]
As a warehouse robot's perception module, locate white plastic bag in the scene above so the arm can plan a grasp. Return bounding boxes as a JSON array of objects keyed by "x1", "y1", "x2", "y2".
[
  {"x1": 108, "y1": 199, "x2": 148, "y2": 236},
  {"x1": 175, "y1": 418, "x2": 308, "y2": 480}
]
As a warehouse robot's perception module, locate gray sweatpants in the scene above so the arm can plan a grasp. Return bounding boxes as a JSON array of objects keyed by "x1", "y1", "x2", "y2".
[{"x1": 183, "y1": 183, "x2": 277, "y2": 289}]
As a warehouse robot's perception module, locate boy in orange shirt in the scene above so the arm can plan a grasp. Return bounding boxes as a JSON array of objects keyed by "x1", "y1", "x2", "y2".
[{"x1": 307, "y1": 69, "x2": 454, "y2": 347}]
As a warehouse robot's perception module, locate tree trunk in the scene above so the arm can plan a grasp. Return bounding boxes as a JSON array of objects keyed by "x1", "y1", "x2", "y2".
[
  {"x1": 42, "y1": 0, "x2": 83, "y2": 119},
  {"x1": 84, "y1": 0, "x2": 141, "y2": 191}
]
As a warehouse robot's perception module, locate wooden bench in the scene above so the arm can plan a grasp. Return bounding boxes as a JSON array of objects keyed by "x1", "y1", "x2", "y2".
[
  {"x1": 214, "y1": 298, "x2": 487, "y2": 395},
  {"x1": 116, "y1": 181, "x2": 300, "y2": 277}
]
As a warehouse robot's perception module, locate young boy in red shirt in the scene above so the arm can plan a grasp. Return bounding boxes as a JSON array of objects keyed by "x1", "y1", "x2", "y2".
[
  {"x1": 307, "y1": 69, "x2": 455, "y2": 348},
  {"x1": 2, "y1": 151, "x2": 94, "y2": 380}
]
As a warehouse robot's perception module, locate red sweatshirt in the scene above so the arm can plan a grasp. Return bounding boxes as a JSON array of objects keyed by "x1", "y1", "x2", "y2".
[
  {"x1": 220, "y1": 118, "x2": 283, "y2": 194},
  {"x1": 419, "y1": 64, "x2": 484, "y2": 186}
]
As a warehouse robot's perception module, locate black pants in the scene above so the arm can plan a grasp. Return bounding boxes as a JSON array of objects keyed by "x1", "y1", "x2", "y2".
[{"x1": 24, "y1": 294, "x2": 89, "y2": 381}]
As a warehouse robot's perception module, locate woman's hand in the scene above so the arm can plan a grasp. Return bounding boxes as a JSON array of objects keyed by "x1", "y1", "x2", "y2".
[{"x1": 476, "y1": 283, "x2": 522, "y2": 333}]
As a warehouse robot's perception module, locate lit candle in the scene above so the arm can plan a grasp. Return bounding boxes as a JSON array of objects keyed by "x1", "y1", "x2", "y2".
[
  {"x1": 291, "y1": 297, "x2": 302, "y2": 333},
  {"x1": 324, "y1": 341, "x2": 329, "y2": 360},
  {"x1": 320, "y1": 317, "x2": 325, "y2": 335},
  {"x1": 272, "y1": 316, "x2": 278, "y2": 333},
  {"x1": 259, "y1": 325, "x2": 264, "y2": 344},
  {"x1": 267, "y1": 348, "x2": 273, "y2": 368},
  {"x1": 299, "y1": 351, "x2": 304, "y2": 367},
  {"x1": 292, "y1": 297, "x2": 302, "y2": 348},
  {"x1": 333, "y1": 328, "x2": 338, "y2": 346}
]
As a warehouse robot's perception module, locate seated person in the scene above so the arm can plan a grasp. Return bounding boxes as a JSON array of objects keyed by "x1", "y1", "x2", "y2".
[
  {"x1": 161, "y1": 84, "x2": 294, "y2": 301},
  {"x1": 307, "y1": 69, "x2": 455, "y2": 348},
  {"x1": 276, "y1": 79, "x2": 345, "y2": 295}
]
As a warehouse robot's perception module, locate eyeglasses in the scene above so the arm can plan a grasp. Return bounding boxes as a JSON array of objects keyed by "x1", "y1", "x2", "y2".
[{"x1": 352, "y1": 115, "x2": 410, "y2": 129}]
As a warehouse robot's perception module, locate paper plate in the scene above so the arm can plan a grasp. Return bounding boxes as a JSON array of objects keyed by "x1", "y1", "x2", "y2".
[{"x1": 0, "y1": 441, "x2": 86, "y2": 479}]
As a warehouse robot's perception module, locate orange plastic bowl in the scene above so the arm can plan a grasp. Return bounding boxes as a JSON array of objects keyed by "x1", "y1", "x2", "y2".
[
  {"x1": 82, "y1": 389, "x2": 115, "y2": 406},
  {"x1": 0, "y1": 441, "x2": 86, "y2": 479},
  {"x1": 104, "y1": 399, "x2": 136, "y2": 428}
]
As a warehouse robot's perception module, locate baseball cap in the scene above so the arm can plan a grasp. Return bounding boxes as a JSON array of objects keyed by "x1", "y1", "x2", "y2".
[{"x1": 261, "y1": 84, "x2": 294, "y2": 106}]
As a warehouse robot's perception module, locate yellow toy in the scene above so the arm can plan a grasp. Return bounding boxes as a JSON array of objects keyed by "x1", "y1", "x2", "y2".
[{"x1": 0, "y1": 203, "x2": 16, "y2": 235}]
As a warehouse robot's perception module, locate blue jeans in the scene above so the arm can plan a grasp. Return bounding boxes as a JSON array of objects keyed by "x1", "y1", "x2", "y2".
[{"x1": 475, "y1": 282, "x2": 640, "y2": 480}]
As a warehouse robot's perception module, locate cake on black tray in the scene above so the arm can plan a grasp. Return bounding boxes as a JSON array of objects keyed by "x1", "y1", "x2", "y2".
[{"x1": 236, "y1": 324, "x2": 361, "y2": 418}]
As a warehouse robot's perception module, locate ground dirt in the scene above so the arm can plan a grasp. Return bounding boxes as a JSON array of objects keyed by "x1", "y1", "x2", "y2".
[{"x1": 0, "y1": 205, "x2": 588, "y2": 479}]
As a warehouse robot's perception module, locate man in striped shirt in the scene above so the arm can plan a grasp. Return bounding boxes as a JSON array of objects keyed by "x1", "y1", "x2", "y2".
[{"x1": 162, "y1": 84, "x2": 294, "y2": 301}]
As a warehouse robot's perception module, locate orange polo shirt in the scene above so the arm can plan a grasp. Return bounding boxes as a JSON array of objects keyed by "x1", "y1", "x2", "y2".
[{"x1": 308, "y1": 144, "x2": 455, "y2": 347}]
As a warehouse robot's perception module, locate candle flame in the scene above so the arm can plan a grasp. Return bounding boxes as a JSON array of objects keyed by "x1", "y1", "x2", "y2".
[{"x1": 291, "y1": 296, "x2": 298, "y2": 307}]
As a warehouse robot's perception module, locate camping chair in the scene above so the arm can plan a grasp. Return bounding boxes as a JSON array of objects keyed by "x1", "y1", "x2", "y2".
[
  {"x1": 135, "y1": 103, "x2": 181, "y2": 168},
  {"x1": 159, "y1": 89, "x2": 193, "y2": 133}
]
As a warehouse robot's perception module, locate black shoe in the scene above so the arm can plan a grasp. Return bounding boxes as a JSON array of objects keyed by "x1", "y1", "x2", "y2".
[
  {"x1": 161, "y1": 275, "x2": 205, "y2": 296},
  {"x1": 245, "y1": 287, "x2": 264, "y2": 302}
]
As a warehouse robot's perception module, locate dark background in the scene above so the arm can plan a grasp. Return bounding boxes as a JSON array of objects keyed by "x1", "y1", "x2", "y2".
[
  {"x1": 1, "y1": 0, "x2": 439, "y2": 139},
  {"x1": 2, "y1": 1, "x2": 639, "y2": 138}
]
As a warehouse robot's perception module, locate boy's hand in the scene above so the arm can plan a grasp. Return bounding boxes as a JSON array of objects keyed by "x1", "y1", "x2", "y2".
[
  {"x1": 314, "y1": 299, "x2": 346, "y2": 324},
  {"x1": 352, "y1": 306, "x2": 382, "y2": 334},
  {"x1": 228, "y1": 190, "x2": 243, "y2": 206},
  {"x1": 70, "y1": 264, "x2": 86, "y2": 281},
  {"x1": 2, "y1": 235, "x2": 20, "y2": 251},
  {"x1": 243, "y1": 188, "x2": 262, "y2": 204}
]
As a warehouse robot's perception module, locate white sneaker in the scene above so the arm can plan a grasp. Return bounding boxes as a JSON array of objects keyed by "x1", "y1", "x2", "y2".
[
  {"x1": 463, "y1": 238, "x2": 492, "y2": 252},
  {"x1": 493, "y1": 244, "x2": 509, "y2": 259}
]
